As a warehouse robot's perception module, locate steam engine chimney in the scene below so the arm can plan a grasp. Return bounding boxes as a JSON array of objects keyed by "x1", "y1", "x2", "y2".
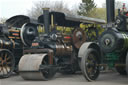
[
  {"x1": 106, "y1": 0, "x2": 115, "y2": 24},
  {"x1": 43, "y1": 8, "x2": 50, "y2": 34}
]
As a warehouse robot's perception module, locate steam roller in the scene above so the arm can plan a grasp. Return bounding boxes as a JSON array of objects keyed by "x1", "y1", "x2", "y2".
[
  {"x1": 19, "y1": 53, "x2": 56, "y2": 80},
  {"x1": 18, "y1": 28, "x2": 86, "y2": 80},
  {"x1": 18, "y1": 8, "x2": 106, "y2": 81}
]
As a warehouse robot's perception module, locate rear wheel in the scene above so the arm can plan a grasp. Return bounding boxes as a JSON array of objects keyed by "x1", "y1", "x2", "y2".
[
  {"x1": 0, "y1": 49, "x2": 15, "y2": 78},
  {"x1": 81, "y1": 48, "x2": 100, "y2": 81}
]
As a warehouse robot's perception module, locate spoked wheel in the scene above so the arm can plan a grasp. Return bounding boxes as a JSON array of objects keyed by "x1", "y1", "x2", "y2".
[
  {"x1": 81, "y1": 48, "x2": 100, "y2": 81},
  {"x1": 0, "y1": 49, "x2": 15, "y2": 78}
]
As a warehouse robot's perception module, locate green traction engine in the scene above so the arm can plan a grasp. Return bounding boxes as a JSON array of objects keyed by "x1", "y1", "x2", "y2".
[{"x1": 78, "y1": 0, "x2": 128, "y2": 81}]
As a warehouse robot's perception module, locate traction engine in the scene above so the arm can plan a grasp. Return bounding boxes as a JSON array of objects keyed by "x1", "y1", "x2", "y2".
[
  {"x1": 79, "y1": 0, "x2": 128, "y2": 81},
  {"x1": 0, "y1": 15, "x2": 40, "y2": 78},
  {"x1": 18, "y1": 8, "x2": 105, "y2": 80}
]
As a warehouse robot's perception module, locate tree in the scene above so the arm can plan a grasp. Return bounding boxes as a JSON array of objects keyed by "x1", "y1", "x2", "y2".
[
  {"x1": 77, "y1": 0, "x2": 96, "y2": 16},
  {"x1": 27, "y1": 1, "x2": 73, "y2": 19},
  {"x1": 0, "y1": 18, "x2": 6, "y2": 24},
  {"x1": 92, "y1": 8, "x2": 106, "y2": 20}
]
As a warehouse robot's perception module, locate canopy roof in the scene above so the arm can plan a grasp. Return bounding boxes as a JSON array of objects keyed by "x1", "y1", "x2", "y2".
[
  {"x1": 6, "y1": 15, "x2": 37, "y2": 28},
  {"x1": 38, "y1": 11, "x2": 106, "y2": 27}
]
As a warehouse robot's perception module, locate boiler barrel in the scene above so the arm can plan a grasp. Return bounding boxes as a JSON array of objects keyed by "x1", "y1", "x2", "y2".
[
  {"x1": 55, "y1": 44, "x2": 72, "y2": 56},
  {"x1": 0, "y1": 39, "x2": 15, "y2": 49},
  {"x1": 99, "y1": 29, "x2": 128, "y2": 53}
]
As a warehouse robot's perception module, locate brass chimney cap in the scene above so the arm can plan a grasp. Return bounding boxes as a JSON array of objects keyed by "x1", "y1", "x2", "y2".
[{"x1": 42, "y1": 8, "x2": 50, "y2": 10}]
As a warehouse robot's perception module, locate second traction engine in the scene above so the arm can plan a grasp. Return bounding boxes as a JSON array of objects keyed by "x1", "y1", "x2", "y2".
[
  {"x1": 99, "y1": 8, "x2": 128, "y2": 75},
  {"x1": 19, "y1": 9, "x2": 86, "y2": 80},
  {"x1": 78, "y1": 0, "x2": 128, "y2": 82}
]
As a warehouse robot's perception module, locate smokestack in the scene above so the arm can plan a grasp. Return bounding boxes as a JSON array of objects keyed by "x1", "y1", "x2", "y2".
[
  {"x1": 106, "y1": 0, "x2": 115, "y2": 24},
  {"x1": 43, "y1": 8, "x2": 50, "y2": 34}
]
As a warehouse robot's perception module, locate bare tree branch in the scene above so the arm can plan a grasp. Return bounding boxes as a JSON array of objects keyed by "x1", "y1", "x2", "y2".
[
  {"x1": 0, "y1": 18, "x2": 6, "y2": 24},
  {"x1": 27, "y1": 1, "x2": 75, "y2": 19}
]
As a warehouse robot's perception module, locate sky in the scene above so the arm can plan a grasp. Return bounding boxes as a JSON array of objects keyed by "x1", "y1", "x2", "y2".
[{"x1": 0, "y1": 0, "x2": 127, "y2": 18}]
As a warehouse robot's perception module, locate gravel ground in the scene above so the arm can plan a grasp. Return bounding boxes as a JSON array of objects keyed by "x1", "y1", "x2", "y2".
[{"x1": 0, "y1": 72, "x2": 128, "y2": 85}]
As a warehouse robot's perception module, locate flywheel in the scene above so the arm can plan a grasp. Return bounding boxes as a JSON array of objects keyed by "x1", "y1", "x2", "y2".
[
  {"x1": 72, "y1": 28, "x2": 86, "y2": 49},
  {"x1": 20, "y1": 23, "x2": 38, "y2": 46}
]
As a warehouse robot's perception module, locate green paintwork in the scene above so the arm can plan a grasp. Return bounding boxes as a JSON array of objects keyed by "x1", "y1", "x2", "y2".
[{"x1": 105, "y1": 52, "x2": 119, "y2": 68}]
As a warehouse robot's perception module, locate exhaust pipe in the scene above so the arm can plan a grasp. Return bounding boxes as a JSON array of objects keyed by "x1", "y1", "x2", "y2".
[
  {"x1": 106, "y1": 0, "x2": 115, "y2": 24},
  {"x1": 43, "y1": 8, "x2": 50, "y2": 34}
]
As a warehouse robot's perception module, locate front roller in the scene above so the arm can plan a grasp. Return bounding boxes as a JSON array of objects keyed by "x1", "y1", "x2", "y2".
[
  {"x1": 78, "y1": 42, "x2": 100, "y2": 81},
  {"x1": 19, "y1": 54, "x2": 56, "y2": 80}
]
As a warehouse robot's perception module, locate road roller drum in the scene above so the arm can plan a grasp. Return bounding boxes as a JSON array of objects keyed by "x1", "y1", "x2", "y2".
[{"x1": 19, "y1": 53, "x2": 56, "y2": 80}]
